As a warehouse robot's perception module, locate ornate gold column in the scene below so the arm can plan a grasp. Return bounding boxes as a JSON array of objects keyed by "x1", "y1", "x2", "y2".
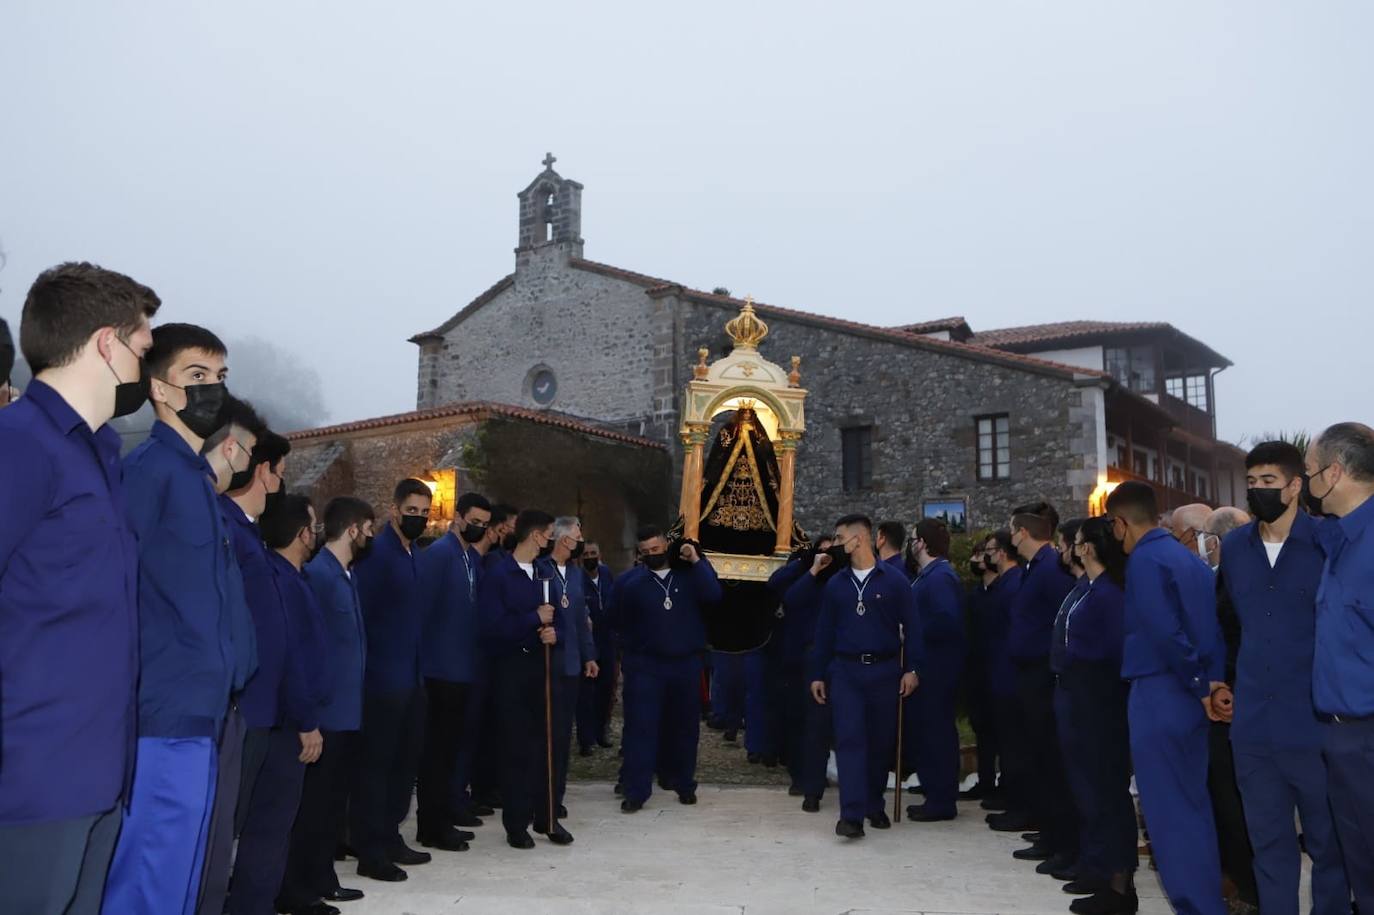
[
  {"x1": 678, "y1": 424, "x2": 709, "y2": 541},
  {"x1": 773, "y1": 432, "x2": 800, "y2": 554}
]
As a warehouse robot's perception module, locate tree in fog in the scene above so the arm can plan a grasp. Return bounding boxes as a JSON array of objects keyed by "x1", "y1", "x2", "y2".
[{"x1": 225, "y1": 336, "x2": 329, "y2": 434}]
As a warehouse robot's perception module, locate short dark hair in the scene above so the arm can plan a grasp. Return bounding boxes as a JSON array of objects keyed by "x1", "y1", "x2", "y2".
[
  {"x1": 913, "y1": 518, "x2": 950, "y2": 558},
  {"x1": 252, "y1": 430, "x2": 291, "y2": 474},
  {"x1": 1245, "y1": 440, "x2": 1305, "y2": 481},
  {"x1": 517, "y1": 509, "x2": 556, "y2": 543},
  {"x1": 1010, "y1": 501, "x2": 1057, "y2": 541},
  {"x1": 0, "y1": 317, "x2": 14, "y2": 384},
  {"x1": 261, "y1": 493, "x2": 313, "y2": 550},
  {"x1": 144, "y1": 323, "x2": 226, "y2": 380},
  {"x1": 1058, "y1": 517, "x2": 1085, "y2": 545},
  {"x1": 19, "y1": 262, "x2": 161, "y2": 373},
  {"x1": 1078, "y1": 516, "x2": 1126, "y2": 587},
  {"x1": 984, "y1": 529, "x2": 1017, "y2": 563},
  {"x1": 456, "y1": 492, "x2": 492, "y2": 517},
  {"x1": 491, "y1": 503, "x2": 518, "y2": 525},
  {"x1": 1105, "y1": 480, "x2": 1158, "y2": 523},
  {"x1": 834, "y1": 513, "x2": 872, "y2": 531},
  {"x1": 200, "y1": 394, "x2": 262, "y2": 456},
  {"x1": 324, "y1": 496, "x2": 375, "y2": 541},
  {"x1": 1314, "y1": 423, "x2": 1374, "y2": 483},
  {"x1": 635, "y1": 524, "x2": 666, "y2": 544},
  {"x1": 393, "y1": 478, "x2": 432, "y2": 505},
  {"x1": 876, "y1": 520, "x2": 906, "y2": 550}
]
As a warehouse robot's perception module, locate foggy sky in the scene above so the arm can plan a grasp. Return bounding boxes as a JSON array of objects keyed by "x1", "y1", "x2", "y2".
[{"x1": 2, "y1": 1, "x2": 1369, "y2": 445}]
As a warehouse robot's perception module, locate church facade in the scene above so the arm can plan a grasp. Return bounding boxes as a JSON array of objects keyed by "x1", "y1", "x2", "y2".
[{"x1": 407, "y1": 157, "x2": 1244, "y2": 539}]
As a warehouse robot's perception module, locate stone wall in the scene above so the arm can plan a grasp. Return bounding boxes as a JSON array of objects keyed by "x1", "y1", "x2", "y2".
[{"x1": 675, "y1": 298, "x2": 1098, "y2": 537}]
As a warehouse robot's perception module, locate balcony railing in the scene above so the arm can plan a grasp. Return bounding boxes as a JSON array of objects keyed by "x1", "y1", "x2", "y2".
[
  {"x1": 1159, "y1": 393, "x2": 1214, "y2": 440},
  {"x1": 1107, "y1": 465, "x2": 1215, "y2": 511}
]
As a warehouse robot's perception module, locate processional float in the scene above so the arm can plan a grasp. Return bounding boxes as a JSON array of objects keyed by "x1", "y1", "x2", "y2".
[{"x1": 672, "y1": 299, "x2": 808, "y2": 652}]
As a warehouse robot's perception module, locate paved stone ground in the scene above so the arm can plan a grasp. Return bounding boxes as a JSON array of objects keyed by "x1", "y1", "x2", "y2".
[{"x1": 341, "y1": 783, "x2": 1177, "y2": 915}]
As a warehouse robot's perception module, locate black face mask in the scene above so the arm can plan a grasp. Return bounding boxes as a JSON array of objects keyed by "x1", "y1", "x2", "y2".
[
  {"x1": 969, "y1": 557, "x2": 985, "y2": 575},
  {"x1": 263, "y1": 481, "x2": 286, "y2": 513},
  {"x1": 352, "y1": 535, "x2": 373, "y2": 565},
  {"x1": 501, "y1": 533, "x2": 518, "y2": 553},
  {"x1": 107, "y1": 337, "x2": 147, "y2": 418},
  {"x1": 226, "y1": 446, "x2": 255, "y2": 493},
  {"x1": 1246, "y1": 487, "x2": 1289, "y2": 525},
  {"x1": 825, "y1": 543, "x2": 851, "y2": 569},
  {"x1": 398, "y1": 514, "x2": 427, "y2": 541},
  {"x1": 1303, "y1": 470, "x2": 1333, "y2": 518},
  {"x1": 581, "y1": 556, "x2": 600, "y2": 573},
  {"x1": 537, "y1": 537, "x2": 554, "y2": 559},
  {"x1": 568, "y1": 540, "x2": 586, "y2": 561},
  {"x1": 460, "y1": 522, "x2": 487, "y2": 545},
  {"x1": 641, "y1": 552, "x2": 669, "y2": 571},
  {"x1": 174, "y1": 381, "x2": 227, "y2": 439}
]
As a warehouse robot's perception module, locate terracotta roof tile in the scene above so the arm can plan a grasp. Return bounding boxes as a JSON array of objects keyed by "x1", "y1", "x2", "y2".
[
  {"x1": 894, "y1": 316, "x2": 972, "y2": 336},
  {"x1": 287, "y1": 400, "x2": 667, "y2": 450}
]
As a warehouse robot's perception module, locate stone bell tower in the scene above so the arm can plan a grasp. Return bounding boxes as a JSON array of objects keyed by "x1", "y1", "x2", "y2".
[{"x1": 516, "y1": 153, "x2": 584, "y2": 265}]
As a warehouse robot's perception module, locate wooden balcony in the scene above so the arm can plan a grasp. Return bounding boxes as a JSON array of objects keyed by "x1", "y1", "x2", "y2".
[
  {"x1": 1107, "y1": 465, "x2": 1215, "y2": 511},
  {"x1": 1159, "y1": 393, "x2": 1215, "y2": 440}
]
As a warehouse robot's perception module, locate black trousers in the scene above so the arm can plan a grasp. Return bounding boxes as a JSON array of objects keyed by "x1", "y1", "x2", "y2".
[
  {"x1": 227, "y1": 727, "x2": 305, "y2": 915},
  {"x1": 416, "y1": 678, "x2": 472, "y2": 838},
  {"x1": 279, "y1": 730, "x2": 360, "y2": 909},
  {"x1": 196, "y1": 704, "x2": 246, "y2": 915},
  {"x1": 351, "y1": 686, "x2": 425, "y2": 863},
  {"x1": 966, "y1": 679, "x2": 1000, "y2": 791},
  {"x1": 1056, "y1": 667, "x2": 1137, "y2": 880},
  {"x1": 1015, "y1": 658, "x2": 1079, "y2": 854},
  {"x1": 540, "y1": 672, "x2": 579, "y2": 824},
  {"x1": 493, "y1": 649, "x2": 556, "y2": 837},
  {"x1": 1208, "y1": 722, "x2": 1258, "y2": 905},
  {"x1": 576, "y1": 650, "x2": 617, "y2": 749},
  {"x1": 0, "y1": 806, "x2": 121, "y2": 915},
  {"x1": 470, "y1": 671, "x2": 502, "y2": 807},
  {"x1": 993, "y1": 688, "x2": 1031, "y2": 814}
]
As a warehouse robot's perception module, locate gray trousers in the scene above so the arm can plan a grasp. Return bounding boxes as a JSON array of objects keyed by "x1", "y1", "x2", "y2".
[
  {"x1": 196, "y1": 706, "x2": 246, "y2": 915},
  {"x1": 0, "y1": 806, "x2": 122, "y2": 915}
]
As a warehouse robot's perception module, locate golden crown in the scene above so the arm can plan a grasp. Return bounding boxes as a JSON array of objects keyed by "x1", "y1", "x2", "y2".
[{"x1": 725, "y1": 296, "x2": 769, "y2": 350}]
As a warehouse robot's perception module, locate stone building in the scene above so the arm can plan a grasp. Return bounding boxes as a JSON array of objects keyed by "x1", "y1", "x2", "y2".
[{"x1": 395, "y1": 156, "x2": 1244, "y2": 544}]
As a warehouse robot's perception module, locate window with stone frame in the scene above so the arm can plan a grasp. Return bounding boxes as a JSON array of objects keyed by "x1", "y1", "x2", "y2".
[
  {"x1": 841, "y1": 426, "x2": 873, "y2": 491},
  {"x1": 976, "y1": 414, "x2": 1011, "y2": 481}
]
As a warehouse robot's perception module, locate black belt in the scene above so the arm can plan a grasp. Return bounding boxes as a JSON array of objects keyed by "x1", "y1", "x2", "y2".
[{"x1": 837, "y1": 652, "x2": 896, "y2": 665}]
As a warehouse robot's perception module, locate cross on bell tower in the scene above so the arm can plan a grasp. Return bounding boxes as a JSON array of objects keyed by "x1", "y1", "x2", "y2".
[{"x1": 516, "y1": 152, "x2": 584, "y2": 260}]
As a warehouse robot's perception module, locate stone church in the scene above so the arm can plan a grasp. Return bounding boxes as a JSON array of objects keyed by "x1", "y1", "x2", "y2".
[{"x1": 291, "y1": 156, "x2": 1243, "y2": 559}]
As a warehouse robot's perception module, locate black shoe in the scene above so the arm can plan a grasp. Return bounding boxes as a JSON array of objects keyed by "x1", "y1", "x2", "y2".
[
  {"x1": 1036, "y1": 853, "x2": 1075, "y2": 876},
  {"x1": 596, "y1": 738, "x2": 613, "y2": 748},
  {"x1": 980, "y1": 795, "x2": 1009, "y2": 811},
  {"x1": 621, "y1": 799, "x2": 643, "y2": 813},
  {"x1": 1051, "y1": 859, "x2": 1081, "y2": 881},
  {"x1": 1013, "y1": 843, "x2": 1054, "y2": 861},
  {"x1": 357, "y1": 859, "x2": 407, "y2": 882},
  {"x1": 867, "y1": 811, "x2": 891, "y2": 829},
  {"x1": 723, "y1": 729, "x2": 738, "y2": 742},
  {"x1": 472, "y1": 804, "x2": 495, "y2": 817},
  {"x1": 334, "y1": 843, "x2": 356, "y2": 861},
  {"x1": 788, "y1": 784, "x2": 804, "y2": 797},
  {"x1": 321, "y1": 887, "x2": 365, "y2": 902},
  {"x1": 613, "y1": 782, "x2": 624, "y2": 796},
  {"x1": 678, "y1": 791, "x2": 697, "y2": 805},
  {"x1": 747, "y1": 753, "x2": 762, "y2": 764},
  {"x1": 282, "y1": 903, "x2": 339, "y2": 915},
  {"x1": 762, "y1": 755, "x2": 778, "y2": 768},
  {"x1": 835, "y1": 818, "x2": 865, "y2": 838},
  {"x1": 802, "y1": 796, "x2": 820, "y2": 813},
  {"x1": 1069, "y1": 888, "x2": 1138, "y2": 915},
  {"x1": 417, "y1": 829, "x2": 469, "y2": 852},
  {"x1": 989, "y1": 812, "x2": 1036, "y2": 832},
  {"x1": 454, "y1": 812, "x2": 484, "y2": 828},
  {"x1": 1022, "y1": 831, "x2": 1042, "y2": 843},
  {"x1": 906, "y1": 804, "x2": 957, "y2": 822},
  {"x1": 557, "y1": 804, "x2": 568, "y2": 819},
  {"x1": 657, "y1": 775, "x2": 674, "y2": 791},
  {"x1": 544, "y1": 824, "x2": 574, "y2": 845},
  {"x1": 1064, "y1": 878, "x2": 1108, "y2": 896},
  {"x1": 959, "y1": 782, "x2": 987, "y2": 800},
  {"x1": 579, "y1": 745, "x2": 593, "y2": 757},
  {"x1": 506, "y1": 831, "x2": 536, "y2": 850},
  {"x1": 388, "y1": 842, "x2": 431, "y2": 866}
]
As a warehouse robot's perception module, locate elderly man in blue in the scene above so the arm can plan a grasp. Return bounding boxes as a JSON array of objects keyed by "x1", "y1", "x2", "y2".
[
  {"x1": 0, "y1": 264, "x2": 156, "y2": 914},
  {"x1": 279, "y1": 496, "x2": 375, "y2": 915},
  {"x1": 101, "y1": 323, "x2": 259, "y2": 915},
  {"x1": 904, "y1": 518, "x2": 967, "y2": 823},
  {"x1": 415, "y1": 492, "x2": 491, "y2": 852},
  {"x1": 1106, "y1": 481, "x2": 1227, "y2": 915},
  {"x1": 805, "y1": 514, "x2": 922, "y2": 840},
  {"x1": 576, "y1": 541, "x2": 618, "y2": 755},
  {"x1": 1305, "y1": 422, "x2": 1374, "y2": 911},
  {"x1": 535, "y1": 517, "x2": 598, "y2": 838},
  {"x1": 479, "y1": 509, "x2": 564, "y2": 848},
  {"x1": 1218, "y1": 442, "x2": 1348, "y2": 915},
  {"x1": 351, "y1": 478, "x2": 434, "y2": 882},
  {"x1": 612, "y1": 525, "x2": 723, "y2": 814},
  {"x1": 227, "y1": 494, "x2": 327, "y2": 915}
]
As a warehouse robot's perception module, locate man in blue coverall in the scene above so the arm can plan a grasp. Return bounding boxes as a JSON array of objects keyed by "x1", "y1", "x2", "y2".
[{"x1": 1107, "y1": 480, "x2": 1226, "y2": 915}]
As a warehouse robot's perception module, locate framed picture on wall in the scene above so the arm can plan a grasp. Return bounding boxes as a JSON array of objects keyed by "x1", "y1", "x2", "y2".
[{"x1": 923, "y1": 499, "x2": 968, "y2": 533}]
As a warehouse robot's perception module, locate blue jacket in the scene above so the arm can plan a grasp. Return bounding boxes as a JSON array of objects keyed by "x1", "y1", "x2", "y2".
[
  {"x1": 1313, "y1": 494, "x2": 1374, "y2": 718},
  {"x1": 1052, "y1": 575, "x2": 1125, "y2": 672},
  {"x1": 418, "y1": 532, "x2": 483, "y2": 683},
  {"x1": 354, "y1": 523, "x2": 422, "y2": 694},
  {"x1": 479, "y1": 552, "x2": 567, "y2": 654},
  {"x1": 537, "y1": 557, "x2": 596, "y2": 675},
  {"x1": 1008, "y1": 543, "x2": 1076, "y2": 662},
  {"x1": 304, "y1": 548, "x2": 367, "y2": 731},
  {"x1": 1221, "y1": 513, "x2": 1324, "y2": 748},
  {"x1": 610, "y1": 560, "x2": 723, "y2": 659},
  {"x1": 770, "y1": 558, "x2": 820, "y2": 663},
  {"x1": 911, "y1": 558, "x2": 967, "y2": 665},
  {"x1": 1122, "y1": 528, "x2": 1223, "y2": 696},
  {"x1": 982, "y1": 566, "x2": 1024, "y2": 697},
  {"x1": 884, "y1": 552, "x2": 915, "y2": 583},
  {"x1": 584, "y1": 563, "x2": 616, "y2": 657},
  {"x1": 268, "y1": 551, "x2": 328, "y2": 732},
  {"x1": 220, "y1": 496, "x2": 286, "y2": 730},
  {"x1": 1050, "y1": 577, "x2": 1092, "y2": 673},
  {"x1": 805, "y1": 562, "x2": 924, "y2": 682},
  {"x1": 124, "y1": 421, "x2": 255, "y2": 738},
  {"x1": 0, "y1": 381, "x2": 139, "y2": 823}
]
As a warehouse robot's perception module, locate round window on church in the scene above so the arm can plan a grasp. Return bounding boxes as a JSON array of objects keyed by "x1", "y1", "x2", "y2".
[{"x1": 530, "y1": 368, "x2": 557, "y2": 406}]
